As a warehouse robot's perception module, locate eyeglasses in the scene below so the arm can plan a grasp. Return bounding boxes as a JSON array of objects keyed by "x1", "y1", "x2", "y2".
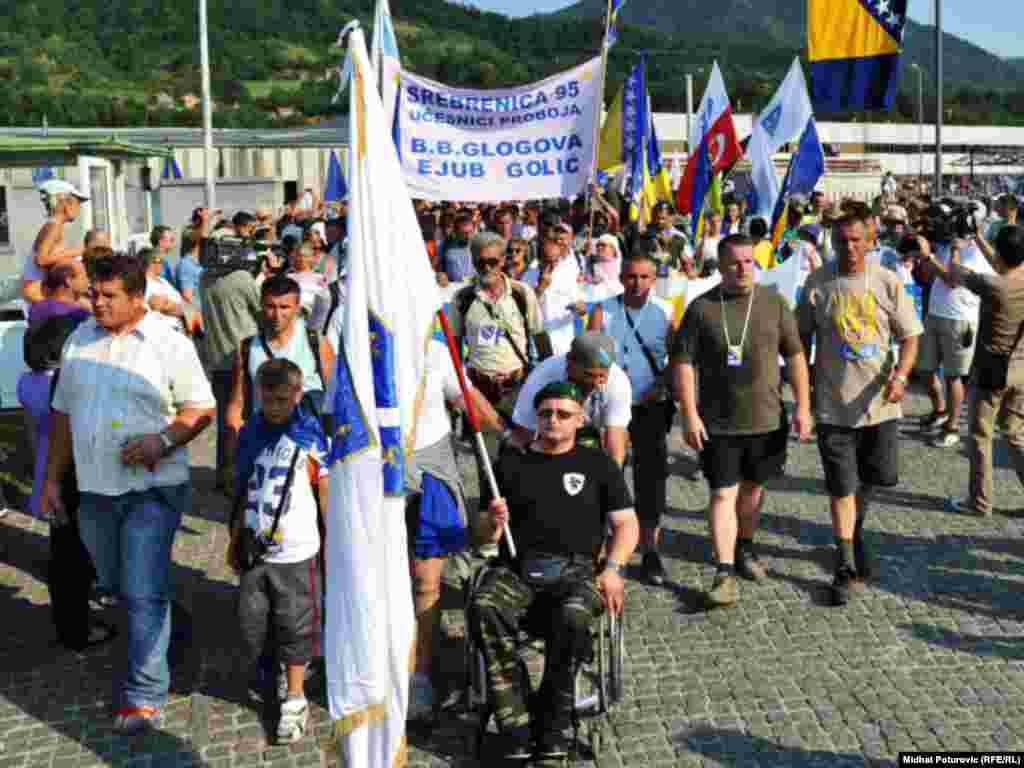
[
  {"x1": 538, "y1": 408, "x2": 580, "y2": 421},
  {"x1": 476, "y1": 258, "x2": 501, "y2": 269}
]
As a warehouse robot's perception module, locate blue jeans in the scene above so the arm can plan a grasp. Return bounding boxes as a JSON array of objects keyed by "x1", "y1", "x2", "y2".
[{"x1": 78, "y1": 485, "x2": 189, "y2": 709}]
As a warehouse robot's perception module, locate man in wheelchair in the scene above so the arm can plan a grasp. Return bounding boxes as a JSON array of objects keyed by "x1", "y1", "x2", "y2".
[{"x1": 469, "y1": 381, "x2": 639, "y2": 761}]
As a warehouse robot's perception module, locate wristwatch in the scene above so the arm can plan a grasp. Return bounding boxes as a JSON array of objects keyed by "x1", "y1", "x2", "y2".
[
  {"x1": 604, "y1": 558, "x2": 625, "y2": 576},
  {"x1": 159, "y1": 430, "x2": 176, "y2": 456}
]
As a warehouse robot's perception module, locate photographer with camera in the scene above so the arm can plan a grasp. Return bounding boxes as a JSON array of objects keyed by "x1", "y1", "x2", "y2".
[
  {"x1": 922, "y1": 227, "x2": 1024, "y2": 517},
  {"x1": 196, "y1": 208, "x2": 263, "y2": 494},
  {"x1": 916, "y1": 208, "x2": 991, "y2": 448}
]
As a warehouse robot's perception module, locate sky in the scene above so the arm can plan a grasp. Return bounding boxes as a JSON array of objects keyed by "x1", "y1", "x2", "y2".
[{"x1": 462, "y1": 0, "x2": 1021, "y2": 59}]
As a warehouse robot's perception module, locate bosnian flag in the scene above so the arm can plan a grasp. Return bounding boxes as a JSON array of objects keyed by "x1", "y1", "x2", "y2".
[
  {"x1": 675, "y1": 62, "x2": 742, "y2": 222},
  {"x1": 325, "y1": 23, "x2": 440, "y2": 768},
  {"x1": 371, "y1": 0, "x2": 402, "y2": 152}
]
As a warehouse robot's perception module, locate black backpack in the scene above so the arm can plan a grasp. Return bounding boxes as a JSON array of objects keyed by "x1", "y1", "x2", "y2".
[
  {"x1": 241, "y1": 328, "x2": 326, "y2": 421},
  {"x1": 24, "y1": 314, "x2": 85, "y2": 372}
]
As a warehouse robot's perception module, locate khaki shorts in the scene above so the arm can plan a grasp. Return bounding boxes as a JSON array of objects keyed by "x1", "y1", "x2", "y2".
[{"x1": 918, "y1": 315, "x2": 975, "y2": 377}]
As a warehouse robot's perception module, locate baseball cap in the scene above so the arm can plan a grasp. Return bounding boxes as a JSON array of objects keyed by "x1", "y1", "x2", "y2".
[
  {"x1": 40, "y1": 179, "x2": 89, "y2": 201},
  {"x1": 309, "y1": 221, "x2": 327, "y2": 241},
  {"x1": 569, "y1": 333, "x2": 615, "y2": 369},
  {"x1": 280, "y1": 224, "x2": 303, "y2": 241}
]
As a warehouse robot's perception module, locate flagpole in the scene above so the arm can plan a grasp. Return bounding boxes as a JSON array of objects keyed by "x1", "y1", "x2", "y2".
[
  {"x1": 198, "y1": 0, "x2": 216, "y2": 210},
  {"x1": 436, "y1": 309, "x2": 517, "y2": 559},
  {"x1": 585, "y1": 0, "x2": 615, "y2": 254}
]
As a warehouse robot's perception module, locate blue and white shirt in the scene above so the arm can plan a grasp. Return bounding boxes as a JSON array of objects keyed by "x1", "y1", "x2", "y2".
[{"x1": 243, "y1": 434, "x2": 327, "y2": 565}]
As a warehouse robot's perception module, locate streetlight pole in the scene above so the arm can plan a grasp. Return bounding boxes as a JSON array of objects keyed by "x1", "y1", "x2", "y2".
[
  {"x1": 199, "y1": 0, "x2": 216, "y2": 211},
  {"x1": 934, "y1": 0, "x2": 943, "y2": 194}
]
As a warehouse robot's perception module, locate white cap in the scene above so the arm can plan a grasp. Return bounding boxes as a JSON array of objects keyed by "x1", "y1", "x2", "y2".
[
  {"x1": 39, "y1": 179, "x2": 89, "y2": 200},
  {"x1": 310, "y1": 222, "x2": 327, "y2": 242}
]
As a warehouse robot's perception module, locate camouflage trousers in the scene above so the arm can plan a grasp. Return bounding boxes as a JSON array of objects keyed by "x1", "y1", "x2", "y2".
[{"x1": 467, "y1": 562, "x2": 604, "y2": 732}]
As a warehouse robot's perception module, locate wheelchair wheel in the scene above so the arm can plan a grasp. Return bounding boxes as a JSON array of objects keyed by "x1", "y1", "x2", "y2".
[
  {"x1": 610, "y1": 612, "x2": 625, "y2": 704},
  {"x1": 597, "y1": 613, "x2": 609, "y2": 713}
]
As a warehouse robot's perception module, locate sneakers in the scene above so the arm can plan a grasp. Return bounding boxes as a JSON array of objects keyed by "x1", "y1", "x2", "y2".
[
  {"x1": 535, "y1": 729, "x2": 570, "y2": 760},
  {"x1": 642, "y1": 551, "x2": 666, "y2": 586},
  {"x1": 407, "y1": 673, "x2": 435, "y2": 722},
  {"x1": 706, "y1": 572, "x2": 738, "y2": 607},
  {"x1": 277, "y1": 697, "x2": 309, "y2": 744},
  {"x1": 735, "y1": 548, "x2": 767, "y2": 582},
  {"x1": 501, "y1": 726, "x2": 533, "y2": 761},
  {"x1": 920, "y1": 411, "x2": 949, "y2": 433},
  {"x1": 933, "y1": 431, "x2": 961, "y2": 448},
  {"x1": 945, "y1": 496, "x2": 991, "y2": 518},
  {"x1": 831, "y1": 565, "x2": 858, "y2": 606},
  {"x1": 114, "y1": 705, "x2": 162, "y2": 733}
]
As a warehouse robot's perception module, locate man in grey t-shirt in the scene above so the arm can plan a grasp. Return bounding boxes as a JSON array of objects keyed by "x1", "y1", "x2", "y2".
[{"x1": 201, "y1": 267, "x2": 260, "y2": 492}]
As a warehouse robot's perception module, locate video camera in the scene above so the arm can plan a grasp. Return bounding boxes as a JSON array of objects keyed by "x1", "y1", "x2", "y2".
[
  {"x1": 919, "y1": 201, "x2": 979, "y2": 243},
  {"x1": 198, "y1": 237, "x2": 287, "y2": 278}
]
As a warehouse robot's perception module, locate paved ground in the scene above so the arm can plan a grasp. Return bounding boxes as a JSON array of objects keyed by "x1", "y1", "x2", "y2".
[{"x1": 1, "y1": 387, "x2": 1023, "y2": 768}]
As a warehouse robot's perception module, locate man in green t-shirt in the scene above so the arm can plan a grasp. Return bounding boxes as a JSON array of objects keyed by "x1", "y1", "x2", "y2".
[{"x1": 672, "y1": 235, "x2": 812, "y2": 608}]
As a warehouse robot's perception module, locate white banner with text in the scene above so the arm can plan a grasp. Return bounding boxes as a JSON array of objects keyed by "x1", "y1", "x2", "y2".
[{"x1": 396, "y1": 58, "x2": 601, "y2": 202}]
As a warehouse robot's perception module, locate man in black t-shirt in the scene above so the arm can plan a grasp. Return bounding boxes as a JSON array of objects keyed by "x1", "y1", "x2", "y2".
[{"x1": 470, "y1": 381, "x2": 638, "y2": 762}]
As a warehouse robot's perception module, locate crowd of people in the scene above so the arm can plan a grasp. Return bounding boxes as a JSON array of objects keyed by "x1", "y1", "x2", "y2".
[{"x1": 6, "y1": 171, "x2": 1024, "y2": 761}]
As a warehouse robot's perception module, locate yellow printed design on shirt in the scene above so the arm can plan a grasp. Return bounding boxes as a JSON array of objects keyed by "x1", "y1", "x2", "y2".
[{"x1": 831, "y1": 290, "x2": 882, "y2": 361}]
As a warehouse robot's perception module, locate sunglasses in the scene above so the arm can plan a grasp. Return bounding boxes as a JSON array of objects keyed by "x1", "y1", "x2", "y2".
[
  {"x1": 476, "y1": 258, "x2": 501, "y2": 269},
  {"x1": 538, "y1": 408, "x2": 580, "y2": 421},
  {"x1": 509, "y1": 248, "x2": 527, "y2": 255}
]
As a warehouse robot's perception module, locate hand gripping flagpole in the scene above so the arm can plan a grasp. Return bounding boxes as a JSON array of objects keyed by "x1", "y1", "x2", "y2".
[{"x1": 436, "y1": 309, "x2": 516, "y2": 558}]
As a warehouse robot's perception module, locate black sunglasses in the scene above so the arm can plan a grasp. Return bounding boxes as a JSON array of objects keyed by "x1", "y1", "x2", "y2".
[{"x1": 476, "y1": 258, "x2": 501, "y2": 269}]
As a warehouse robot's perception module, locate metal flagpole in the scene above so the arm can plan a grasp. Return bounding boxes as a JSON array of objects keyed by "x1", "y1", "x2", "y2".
[
  {"x1": 686, "y1": 73, "x2": 694, "y2": 161},
  {"x1": 934, "y1": 0, "x2": 943, "y2": 195},
  {"x1": 436, "y1": 310, "x2": 516, "y2": 558},
  {"x1": 198, "y1": 0, "x2": 216, "y2": 210},
  {"x1": 585, "y1": 0, "x2": 615, "y2": 249}
]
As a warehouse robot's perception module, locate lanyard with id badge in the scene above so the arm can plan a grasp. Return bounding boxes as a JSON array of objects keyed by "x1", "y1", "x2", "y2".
[{"x1": 720, "y1": 287, "x2": 755, "y2": 368}]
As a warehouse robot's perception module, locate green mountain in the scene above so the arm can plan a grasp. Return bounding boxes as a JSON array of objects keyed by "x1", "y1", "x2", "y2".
[
  {"x1": 556, "y1": 0, "x2": 1024, "y2": 88},
  {"x1": 0, "y1": 0, "x2": 1020, "y2": 129}
]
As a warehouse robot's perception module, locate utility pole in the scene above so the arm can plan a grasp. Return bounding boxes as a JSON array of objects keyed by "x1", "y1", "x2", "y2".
[
  {"x1": 934, "y1": 0, "x2": 943, "y2": 194},
  {"x1": 199, "y1": 0, "x2": 216, "y2": 210}
]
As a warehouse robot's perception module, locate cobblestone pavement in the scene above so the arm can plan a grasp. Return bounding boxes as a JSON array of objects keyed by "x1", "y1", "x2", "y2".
[{"x1": 1, "y1": 389, "x2": 1023, "y2": 768}]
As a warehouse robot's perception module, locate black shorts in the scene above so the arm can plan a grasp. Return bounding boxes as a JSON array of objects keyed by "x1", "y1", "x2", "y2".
[
  {"x1": 701, "y1": 424, "x2": 788, "y2": 491},
  {"x1": 816, "y1": 421, "x2": 899, "y2": 498},
  {"x1": 238, "y1": 555, "x2": 322, "y2": 666}
]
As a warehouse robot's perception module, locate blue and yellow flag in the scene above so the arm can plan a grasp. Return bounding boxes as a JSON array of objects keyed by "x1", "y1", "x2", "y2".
[{"x1": 808, "y1": 0, "x2": 907, "y2": 112}]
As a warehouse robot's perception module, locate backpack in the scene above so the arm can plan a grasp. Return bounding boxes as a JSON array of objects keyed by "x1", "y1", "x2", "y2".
[
  {"x1": 454, "y1": 281, "x2": 533, "y2": 370},
  {"x1": 241, "y1": 327, "x2": 326, "y2": 421},
  {"x1": 24, "y1": 314, "x2": 85, "y2": 372}
]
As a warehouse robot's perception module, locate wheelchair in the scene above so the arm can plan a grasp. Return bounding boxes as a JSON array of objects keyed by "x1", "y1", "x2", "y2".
[{"x1": 463, "y1": 589, "x2": 626, "y2": 761}]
